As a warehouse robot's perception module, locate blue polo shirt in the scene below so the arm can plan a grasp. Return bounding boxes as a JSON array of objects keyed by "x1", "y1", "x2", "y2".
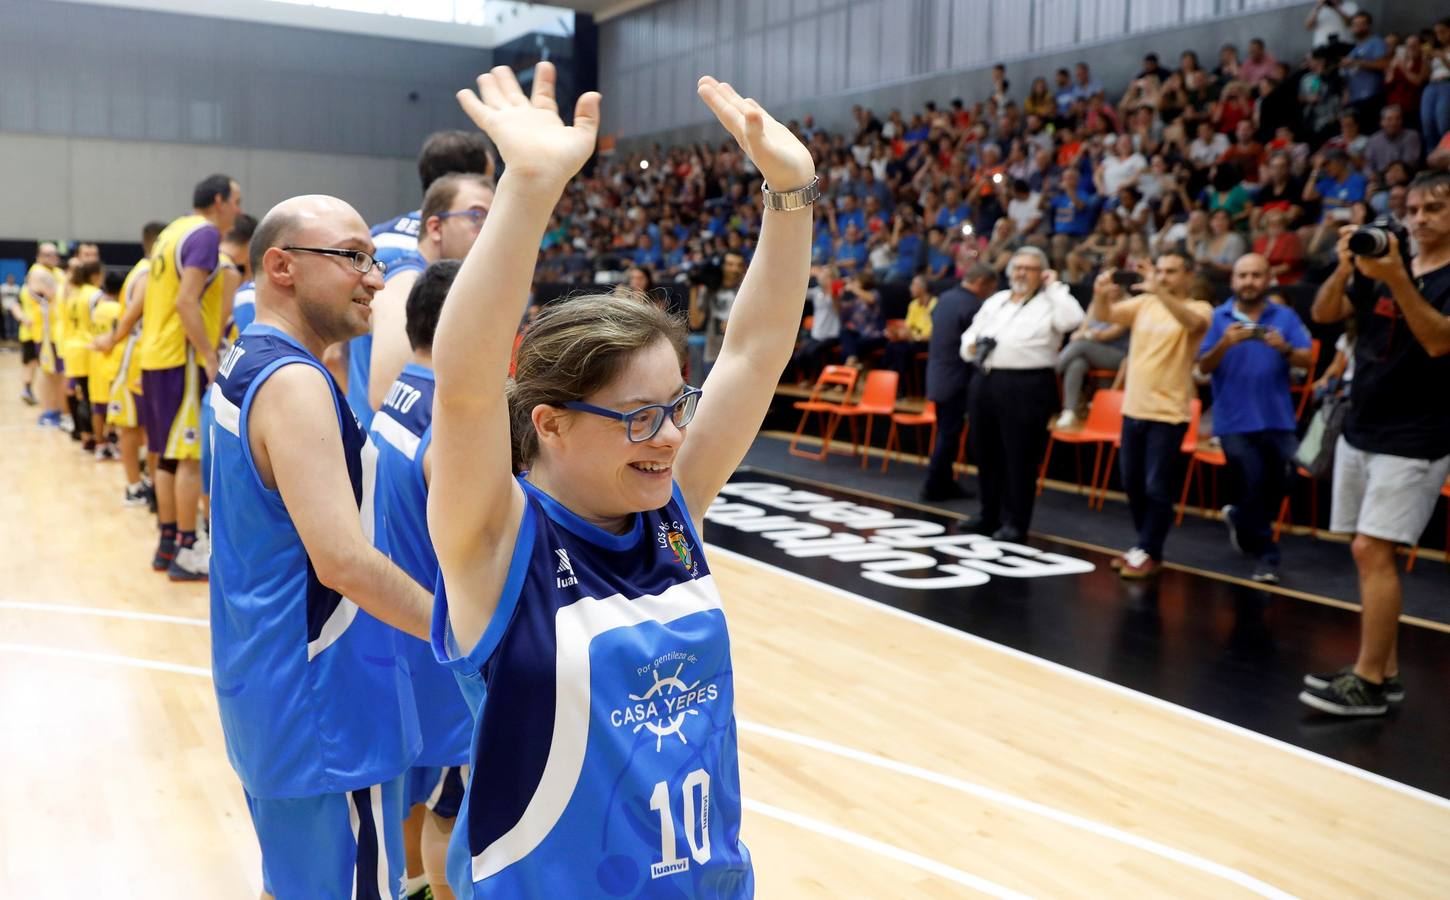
[
  {"x1": 1346, "y1": 36, "x2": 1387, "y2": 103},
  {"x1": 834, "y1": 238, "x2": 869, "y2": 270},
  {"x1": 1315, "y1": 171, "x2": 1367, "y2": 208},
  {"x1": 1198, "y1": 299, "x2": 1312, "y2": 435},
  {"x1": 1050, "y1": 190, "x2": 1098, "y2": 236}
]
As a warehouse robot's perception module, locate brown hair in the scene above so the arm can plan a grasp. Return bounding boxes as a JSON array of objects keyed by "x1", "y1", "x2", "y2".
[
  {"x1": 421, "y1": 172, "x2": 494, "y2": 224},
  {"x1": 508, "y1": 291, "x2": 687, "y2": 469}
]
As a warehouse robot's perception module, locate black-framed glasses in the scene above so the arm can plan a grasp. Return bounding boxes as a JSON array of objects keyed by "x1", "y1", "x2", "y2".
[
  {"x1": 434, "y1": 209, "x2": 488, "y2": 227},
  {"x1": 561, "y1": 388, "x2": 703, "y2": 443},
  {"x1": 281, "y1": 246, "x2": 387, "y2": 276}
]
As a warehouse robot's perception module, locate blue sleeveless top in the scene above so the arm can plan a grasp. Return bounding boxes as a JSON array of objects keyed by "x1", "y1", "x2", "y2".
[
  {"x1": 369, "y1": 362, "x2": 472, "y2": 767},
  {"x1": 433, "y1": 479, "x2": 753, "y2": 898},
  {"x1": 346, "y1": 243, "x2": 426, "y2": 430},
  {"x1": 209, "y1": 324, "x2": 420, "y2": 798}
]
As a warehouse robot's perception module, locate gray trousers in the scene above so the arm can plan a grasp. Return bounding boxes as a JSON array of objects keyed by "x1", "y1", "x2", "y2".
[{"x1": 1056, "y1": 339, "x2": 1126, "y2": 411}]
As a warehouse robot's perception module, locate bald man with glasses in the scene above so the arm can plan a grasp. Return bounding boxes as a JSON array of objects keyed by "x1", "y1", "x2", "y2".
[{"x1": 207, "y1": 194, "x2": 430, "y2": 898}]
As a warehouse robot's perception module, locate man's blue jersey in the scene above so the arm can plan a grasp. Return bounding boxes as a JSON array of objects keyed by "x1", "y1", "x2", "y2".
[
  {"x1": 434, "y1": 480, "x2": 753, "y2": 898},
  {"x1": 369, "y1": 362, "x2": 472, "y2": 768},
  {"x1": 372, "y1": 209, "x2": 422, "y2": 269},
  {"x1": 345, "y1": 242, "x2": 426, "y2": 430},
  {"x1": 231, "y1": 280, "x2": 256, "y2": 335},
  {"x1": 209, "y1": 324, "x2": 421, "y2": 798}
]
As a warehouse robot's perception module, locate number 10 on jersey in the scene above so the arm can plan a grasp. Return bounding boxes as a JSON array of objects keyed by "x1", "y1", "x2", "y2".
[{"x1": 649, "y1": 769, "x2": 711, "y2": 879}]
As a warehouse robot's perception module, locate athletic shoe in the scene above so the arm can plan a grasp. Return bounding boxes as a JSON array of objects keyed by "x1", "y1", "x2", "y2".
[
  {"x1": 36, "y1": 411, "x2": 60, "y2": 428},
  {"x1": 94, "y1": 444, "x2": 119, "y2": 462},
  {"x1": 1250, "y1": 560, "x2": 1280, "y2": 585},
  {"x1": 1298, "y1": 672, "x2": 1388, "y2": 717},
  {"x1": 406, "y1": 886, "x2": 435, "y2": 900},
  {"x1": 1109, "y1": 550, "x2": 1132, "y2": 571},
  {"x1": 20, "y1": 386, "x2": 37, "y2": 406},
  {"x1": 123, "y1": 484, "x2": 148, "y2": 507},
  {"x1": 59, "y1": 414, "x2": 75, "y2": 433},
  {"x1": 1304, "y1": 667, "x2": 1404, "y2": 703},
  {"x1": 1118, "y1": 547, "x2": 1160, "y2": 579},
  {"x1": 167, "y1": 546, "x2": 209, "y2": 582},
  {"x1": 152, "y1": 538, "x2": 177, "y2": 572},
  {"x1": 1053, "y1": 409, "x2": 1079, "y2": 430},
  {"x1": 1220, "y1": 505, "x2": 1246, "y2": 555},
  {"x1": 191, "y1": 534, "x2": 211, "y2": 564}
]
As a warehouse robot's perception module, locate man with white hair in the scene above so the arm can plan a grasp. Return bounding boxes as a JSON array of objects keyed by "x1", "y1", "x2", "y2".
[{"x1": 960, "y1": 246, "x2": 1084, "y2": 540}]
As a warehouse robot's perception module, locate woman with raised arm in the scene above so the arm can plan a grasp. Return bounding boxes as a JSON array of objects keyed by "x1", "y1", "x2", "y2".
[{"x1": 427, "y1": 63, "x2": 815, "y2": 898}]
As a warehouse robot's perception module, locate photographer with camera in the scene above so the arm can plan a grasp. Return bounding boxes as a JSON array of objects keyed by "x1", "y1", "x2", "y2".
[
  {"x1": 958, "y1": 247, "x2": 1084, "y2": 541},
  {"x1": 686, "y1": 249, "x2": 746, "y2": 385},
  {"x1": 1197, "y1": 254, "x2": 1314, "y2": 584},
  {"x1": 1303, "y1": 171, "x2": 1450, "y2": 716},
  {"x1": 1091, "y1": 252, "x2": 1214, "y2": 578}
]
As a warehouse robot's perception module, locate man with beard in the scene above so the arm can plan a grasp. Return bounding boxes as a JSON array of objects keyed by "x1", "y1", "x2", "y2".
[{"x1": 1196, "y1": 254, "x2": 1313, "y2": 584}]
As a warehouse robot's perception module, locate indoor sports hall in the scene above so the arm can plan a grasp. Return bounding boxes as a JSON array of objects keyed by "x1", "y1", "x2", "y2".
[{"x1": 2, "y1": 1, "x2": 1449, "y2": 897}]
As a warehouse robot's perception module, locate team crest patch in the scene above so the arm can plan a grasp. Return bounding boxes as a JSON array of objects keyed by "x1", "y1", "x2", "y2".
[
  {"x1": 657, "y1": 520, "x2": 698, "y2": 576},
  {"x1": 182, "y1": 427, "x2": 199, "y2": 445}
]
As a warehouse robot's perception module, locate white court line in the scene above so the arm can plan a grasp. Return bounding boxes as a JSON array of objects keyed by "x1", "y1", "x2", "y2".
[
  {"x1": 743, "y1": 798, "x2": 1031, "y2": 899},
  {"x1": 0, "y1": 641, "x2": 1023, "y2": 896},
  {"x1": 708, "y1": 543, "x2": 1450, "y2": 815},
  {"x1": 0, "y1": 601, "x2": 208, "y2": 627},
  {"x1": 0, "y1": 643, "x2": 212, "y2": 677},
  {"x1": 740, "y1": 720, "x2": 1293, "y2": 900}
]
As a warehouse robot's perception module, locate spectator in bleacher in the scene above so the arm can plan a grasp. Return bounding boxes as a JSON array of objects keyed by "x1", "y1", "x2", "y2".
[
  {"x1": 1073, "y1": 63, "x2": 1102, "y2": 104},
  {"x1": 1196, "y1": 254, "x2": 1314, "y2": 584},
  {"x1": 1324, "y1": 112, "x2": 1369, "y2": 165},
  {"x1": 1254, "y1": 209, "x2": 1307, "y2": 286},
  {"x1": 1053, "y1": 68, "x2": 1077, "y2": 119},
  {"x1": 1024, "y1": 78, "x2": 1055, "y2": 121},
  {"x1": 1055, "y1": 299, "x2": 1129, "y2": 430},
  {"x1": 1369, "y1": 159, "x2": 1413, "y2": 216},
  {"x1": 690, "y1": 248, "x2": 745, "y2": 383},
  {"x1": 935, "y1": 187, "x2": 971, "y2": 231},
  {"x1": 1215, "y1": 44, "x2": 1241, "y2": 85},
  {"x1": 1220, "y1": 121, "x2": 1266, "y2": 185},
  {"x1": 1193, "y1": 209, "x2": 1248, "y2": 283},
  {"x1": 791, "y1": 266, "x2": 842, "y2": 383},
  {"x1": 884, "y1": 275, "x2": 935, "y2": 382},
  {"x1": 1047, "y1": 167, "x2": 1098, "y2": 269},
  {"x1": 1305, "y1": 0, "x2": 1359, "y2": 57},
  {"x1": 1115, "y1": 185, "x2": 1154, "y2": 239},
  {"x1": 886, "y1": 212, "x2": 925, "y2": 283},
  {"x1": 833, "y1": 221, "x2": 870, "y2": 274},
  {"x1": 960, "y1": 247, "x2": 1084, "y2": 540},
  {"x1": 1251, "y1": 153, "x2": 1307, "y2": 231},
  {"x1": 839, "y1": 270, "x2": 885, "y2": 367},
  {"x1": 920, "y1": 265, "x2": 998, "y2": 501},
  {"x1": 1386, "y1": 34, "x2": 1428, "y2": 131},
  {"x1": 1090, "y1": 252, "x2": 1213, "y2": 578},
  {"x1": 1066, "y1": 212, "x2": 1128, "y2": 285},
  {"x1": 1189, "y1": 120, "x2": 1230, "y2": 170},
  {"x1": 1095, "y1": 134, "x2": 1148, "y2": 198},
  {"x1": 1304, "y1": 149, "x2": 1367, "y2": 221},
  {"x1": 1299, "y1": 50, "x2": 1344, "y2": 142},
  {"x1": 1423, "y1": 21, "x2": 1450, "y2": 151},
  {"x1": 1201, "y1": 163, "x2": 1253, "y2": 227},
  {"x1": 1138, "y1": 53, "x2": 1171, "y2": 83},
  {"x1": 1256, "y1": 64, "x2": 1301, "y2": 143},
  {"x1": 1213, "y1": 81, "x2": 1256, "y2": 137},
  {"x1": 1342, "y1": 11, "x2": 1390, "y2": 130},
  {"x1": 1239, "y1": 38, "x2": 1279, "y2": 87},
  {"x1": 1363, "y1": 105, "x2": 1423, "y2": 172},
  {"x1": 1304, "y1": 170, "x2": 1450, "y2": 716}
]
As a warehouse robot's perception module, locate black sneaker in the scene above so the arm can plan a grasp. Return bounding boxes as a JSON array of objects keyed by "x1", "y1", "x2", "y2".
[
  {"x1": 1221, "y1": 505, "x2": 1246, "y2": 555},
  {"x1": 1304, "y1": 667, "x2": 1404, "y2": 703},
  {"x1": 152, "y1": 538, "x2": 176, "y2": 572},
  {"x1": 1250, "y1": 560, "x2": 1280, "y2": 584},
  {"x1": 145, "y1": 482, "x2": 158, "y2": 514},
  {"x1": 1299, "y1": 672, "x2": 1389, "y2": 716}
]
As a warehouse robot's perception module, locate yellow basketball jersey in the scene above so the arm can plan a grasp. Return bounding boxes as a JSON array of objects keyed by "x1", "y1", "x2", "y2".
[
  {"x1": 63, "y1": 283, "x2": 101, "y2": 376},
  {"x1": 20, "y1": 264, "x2": 60, "y2": 347},
  {"x1": 89, "y1": 297, "x2": 125, "y2": 404},
  {"x1": 117, "y1": 259, "x2": 150, "y2": 393},
  {"x1": 139, "y1": 215, "x2": 225, "y2": 370}
]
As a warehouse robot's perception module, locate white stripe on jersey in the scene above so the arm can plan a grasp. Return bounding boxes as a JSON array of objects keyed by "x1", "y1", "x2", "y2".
[
  {"x1": 371, "y1": 410, "x2": 422, "y2": 461},
  {"x1": 470, "y1": 574, "x2": 725, "y2": 883},
  {"x1": 306, "y1": 598, "x2": 359, "y2": 662},
  {"x1": 373, "y1": 232, "x2": 418, "y2": 252},
  {"x1": 210, "y1": 386, "x2": 242, "y2": 436}
]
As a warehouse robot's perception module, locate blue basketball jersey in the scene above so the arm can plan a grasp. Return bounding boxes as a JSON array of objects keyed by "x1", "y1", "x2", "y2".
[
  {"x1": 369, "y1": 362, "x2": 472, "y2": 768},
  {"x1": 209, "y1": 323, "x2": 421, "y2": 799},
  {"x1": 433, "y1": 479, "x2": 753, "y2": 898},
  {"x1": 346, "y1": 247, "x2": 427, "y2": 430},
  {"x1": 371, "y1": 209, "x2": 423, "y2": 268},
  {"x1": 231, "y1": 280, "x2": 256, "y2": 335}
]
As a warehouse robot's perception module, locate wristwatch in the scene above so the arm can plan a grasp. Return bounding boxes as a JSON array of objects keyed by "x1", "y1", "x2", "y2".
[{"x1": 762, "y1": 175, "x2": 821, "y2": 212}]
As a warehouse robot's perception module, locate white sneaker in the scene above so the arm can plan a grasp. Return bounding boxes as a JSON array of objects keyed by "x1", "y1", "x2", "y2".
[
  {"x1": 1054, "y1": 410, "x2": 1079, "y2": 430},
  {"x1": 191, "y1": 534, "x2": 211, "y2": 562},
  {"x1": 166, "y1": 545, "x2": 209, "y2": 581}
]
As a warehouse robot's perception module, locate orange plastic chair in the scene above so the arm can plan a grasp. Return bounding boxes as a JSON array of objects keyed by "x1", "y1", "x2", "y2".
[
  {"x1": 1095, "y1": 398, "x2": 1200, "y2": 511},
  {"x1": 1037, "y1": 389, "x2": 1124, "y2": 502},
  {"x1": 1290, "y1": 338, "x2": 1322, "y2": 422},
  {"x1": 1176, "y1": 443, "x2": 1226, "y2": 525},
  {"x1": 1404, "y1": 475, "x2": 1450, "y2": 572},
  {"x1": 881, "y1": 397, "x2": 939, "y2": 469},
  {"x1": 789, "y1": 365, "x2": 859, "y2": 460},
  {"x1": 833, "y1": 369, "x2": 899, "y2": 469}
]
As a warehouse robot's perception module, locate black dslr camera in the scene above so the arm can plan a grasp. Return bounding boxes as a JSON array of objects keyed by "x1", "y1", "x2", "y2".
[
  {"x1": 1348, "y1": 217, "x2": 1411, "y2": 263},
  {"x1": 973, "y1": 335, "x2": 999, "y2": 367}
]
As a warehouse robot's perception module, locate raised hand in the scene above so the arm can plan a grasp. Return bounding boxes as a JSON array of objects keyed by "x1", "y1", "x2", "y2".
[
  {"x1": 455, "y1": 62, "x2": 600, "y2": 187},
  {"x1": 696, "y1": 77, "x2": 816, "y2": 193}
]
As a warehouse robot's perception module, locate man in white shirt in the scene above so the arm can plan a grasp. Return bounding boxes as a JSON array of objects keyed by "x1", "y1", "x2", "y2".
[
  {"x1": 1007, "y1": 180, "x2": 1044, "y2": 236},
  {"x1": 960, "y1": 247, "x2": 1085, "y2": 541},
  {"x1": 1096, "y1": 135, "x2": 1148, "y2": 197},
  {"x1": 1305, "y1": 0, "x2": 1358, "y2": 54}
]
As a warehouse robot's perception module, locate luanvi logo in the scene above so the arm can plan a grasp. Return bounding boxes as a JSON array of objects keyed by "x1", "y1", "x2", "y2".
[
  {"x1": 705, "y1": 482, "x2": 1094, "y2": 589},
  {"x1": 555, "y1": 548, "x2": 578, "y2": 589}
]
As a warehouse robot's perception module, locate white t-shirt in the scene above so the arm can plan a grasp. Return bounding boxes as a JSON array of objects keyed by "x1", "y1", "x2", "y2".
[
  {"x1": 808, "y1": 285, "x2": 841, "y2": 341},
  {"x1": 1189, "y1": 134, "x2": 1230, "y2": 167},
  {"x1": 1008, "y1": 194, "x2": 1043, "y2": 234},
  {"x1": 1310, "y1": 0, "x2": 1358, "y2": 48},
  {"x1": 1100, "y1": 153, "x2": 1147, "y2": 195}
]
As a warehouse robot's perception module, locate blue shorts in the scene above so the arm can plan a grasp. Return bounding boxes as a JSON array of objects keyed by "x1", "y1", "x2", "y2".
[
  {"x1": 403, "y1": 765, "x2": 467, "y2": 820},
  {"x1": 244, "y1": 776, "x2": 406, "y2": 900}
]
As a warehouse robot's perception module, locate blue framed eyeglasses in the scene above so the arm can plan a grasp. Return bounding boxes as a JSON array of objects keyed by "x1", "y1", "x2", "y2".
[
  {"x1": 561, "y1": 388, "x2": 703, "y2": 443},
  {"x1": 434, "y1": 209, "x2": 488, "y2": 227}
]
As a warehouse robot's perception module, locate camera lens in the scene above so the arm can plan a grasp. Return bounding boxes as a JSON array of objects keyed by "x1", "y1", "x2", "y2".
[{"x1": 1347, "y1": 226, "x2": 1390, "y2": 258}]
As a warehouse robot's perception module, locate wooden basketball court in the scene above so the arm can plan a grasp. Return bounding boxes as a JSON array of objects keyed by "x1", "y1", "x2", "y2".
[{"x1": 3, "y1": 361, "x2": 1449, "y2": 898}]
